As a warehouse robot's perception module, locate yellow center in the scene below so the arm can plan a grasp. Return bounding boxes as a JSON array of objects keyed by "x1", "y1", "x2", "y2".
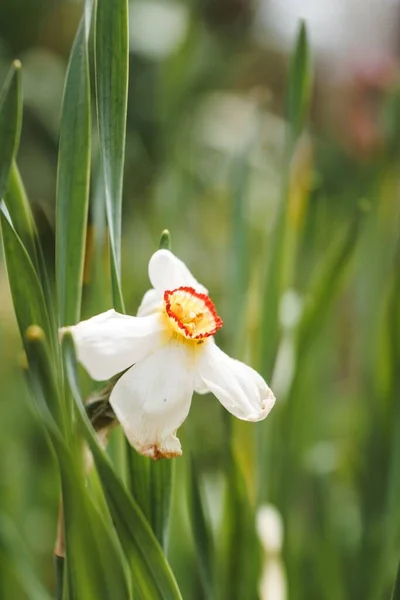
[{"x1": 164, "y1": 286, "x2": 223, "y2": 340}]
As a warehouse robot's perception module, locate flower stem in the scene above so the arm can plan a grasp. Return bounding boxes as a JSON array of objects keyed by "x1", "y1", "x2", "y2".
[{"x1": 54, "y1": 497, "x2": 65, "y2": 600}]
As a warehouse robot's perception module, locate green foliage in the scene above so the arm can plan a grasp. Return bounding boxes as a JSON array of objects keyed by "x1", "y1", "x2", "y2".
[
  {"x1": 56, "y1": 16, "x2": 91, "y2": 327},
  {"x1": 1, "y1": 8, "x2": 400, "y2": 600},
  {"x1": 286, "y1": 21, "x2": 312, "y2": 147},
  {"x1": 0, "y1": 61, "x2": 21, "y2": 201},
  {"x1": 95, "y1": 0, "x2": 128, "y2": 312}
]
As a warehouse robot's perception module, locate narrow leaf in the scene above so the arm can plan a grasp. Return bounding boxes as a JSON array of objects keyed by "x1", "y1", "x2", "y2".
[
  {"x1": 150, "y1": 460, "x2": 173, "y2": 551},
  {"x1": 25, "y1": 330, "x2": 131, "y2": 600},
  {"x1": 95, "y1": 0, "x2": 128, "y2": 311},
  {"x1": 0, "y1": 210, "x2": 52, "y2": 345},
  {"x1": 286, "y1": 21, "x2": 312, "y2": 146},
  {"x1": 0, "y1": 61, "x2": 22, "y2": 201},
  {"x1": 187, "y1": 456, "x2": 214, "y2": 597},
  {"x1": 392, "y1": 558, "x2": 400, "y2": 600},
  {"x1": 0, "y1": 516, "x2": 52, "y2": 600},
  {"x1": 4, "y1": 162, "x2": 38, "y2": 269},
  {"x1": 56, "y1": 18, "x2": 91, "y2": 326}
]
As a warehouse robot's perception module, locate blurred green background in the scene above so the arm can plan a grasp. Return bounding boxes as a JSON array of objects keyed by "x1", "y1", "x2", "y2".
[{"x1": 1, "y1": 0, "x2": 400, "y2": 598}]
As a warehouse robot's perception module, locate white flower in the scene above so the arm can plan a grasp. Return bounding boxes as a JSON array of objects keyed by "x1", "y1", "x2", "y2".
[{"x1": 62, "y1": 250, "x2": 275, "y2": 459}]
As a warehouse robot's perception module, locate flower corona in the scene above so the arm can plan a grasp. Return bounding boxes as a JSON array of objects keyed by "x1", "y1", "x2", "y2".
[{"x1": 164, "y1": 286, "x2": 223, "y2": 340}]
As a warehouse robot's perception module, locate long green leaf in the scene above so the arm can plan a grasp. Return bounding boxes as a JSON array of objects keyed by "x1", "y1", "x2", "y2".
[
  {"x1": 392, "y1": 558, "x2": 400, "y2": 600},
  {"x1": 0, "y1": 61, "x2": 22, "y2": 201},
  {"x1": 25, "y1": 329, "x2": 131, "y2": 600},
  {"x1": 286, "y1": 21, "x2": 312, "y2": 146},
  {"x1": 60, "y1": 463, "x2": 131, "y2": 600},
  {"x1": 257, "y1": 25, "x2": 312, "y2": 502},
  {"x1": 5, "y1": 162, "x2": 58, "y2": 350},
  {"x1": 95, "y1": 0, "x2": 128, "y2": 312},
  {"x1": 187, "y1": 456, "x2": 214, "y2": 598},
  {"x1": 295, "y1": 208, "x2": 365, "y2": 358},
  {"x1": 4, "y1": 163, "x2": 38, "y2": 269},
  {"x1": 0, "y1": 210, "x2": 52, "y2": 345},
  {"x1": 150, "y1": 460, "x2": 173, "y2": 551},
  {"x1": 62, "y1": 333, "x2": 183, "y2": 600},
  {"x1": 0, "y1": 516, "x2": 52, "y2": 600},
  {"x1": 56, "y1": 17, "x2": 91, "y2": 326}
]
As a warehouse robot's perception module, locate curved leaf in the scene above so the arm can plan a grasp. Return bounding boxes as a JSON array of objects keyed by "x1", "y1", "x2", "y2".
[
  {"x1": 56, "y1": 18, "x2": 91, "y2": 327},
  {"x1": 0, "y1": 61, "x2": 22, "y2": 201},
  {"x1": 95, "y1": 0, "x2": 128, "y2": 312}
]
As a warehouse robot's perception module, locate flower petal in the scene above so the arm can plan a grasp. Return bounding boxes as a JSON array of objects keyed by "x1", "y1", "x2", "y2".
[
  {"x1": 110, "y1": 341, "x2": 195, "y2": 458},
  {"x1": 62, "y1": 310, "x2": 167, "y2": 381},
  {"x1": 137, "y1": 288, "x2": 163, "y2": 317},
  {"x1": 148, "y1": 249, "x2": 208, "y2": 294},
  {"x1": 197, "y1": 343, "x2": 275, "y2": 421}
]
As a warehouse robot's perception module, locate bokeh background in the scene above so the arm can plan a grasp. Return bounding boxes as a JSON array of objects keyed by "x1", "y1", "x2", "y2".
[{"x1": 1, "y1": 0, "x2": 400, "y2": 598}]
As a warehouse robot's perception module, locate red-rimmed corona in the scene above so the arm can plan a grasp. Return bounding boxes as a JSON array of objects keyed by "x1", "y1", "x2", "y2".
[
  {"x1": 62, "y1": 249, "x2": 275, "y2": 459},
  {"x1": 164, "y1": 286, "x2": 223, "y2": 340}
]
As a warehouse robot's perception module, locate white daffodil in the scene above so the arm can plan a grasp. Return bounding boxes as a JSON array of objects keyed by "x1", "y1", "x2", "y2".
[{"x1": 63, "y1": 250, "x2": 275, "y2": 459}]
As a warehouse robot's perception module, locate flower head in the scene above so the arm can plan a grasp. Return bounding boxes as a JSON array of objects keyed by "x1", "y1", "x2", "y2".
[{"x1": 62, "y1": 249, "x2": 275, "y2": 459}]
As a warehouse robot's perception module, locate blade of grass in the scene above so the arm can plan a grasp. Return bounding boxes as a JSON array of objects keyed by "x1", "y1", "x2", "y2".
[
  {"x1": 277, "y1": 205, "x2": 367, "y2": 521},
  {"x1": 5, "y1": 162, "x2": 58, "y2": 350},
  {"x1": 0, "y1": 61, "x2": 22, "y2": 202},
  {"x1": 0, "y1": 210, "x2": 53, "y2": 349},
  {"x1": 376, "y1": 227, "x2": 400, "y2": 596},
  {"x1": 0, "y1": 516, "x2": 52, "y2": 600},
  {"x1": 56, "y1": 16, "x2": 91, "y2": 327},
  {"x1": 62, "y1": 333, "x2": 183, "y2": 600},
  {"x1": 257, "y1": 21, "x2": 312, "y2": 504},
  {"x1": 149, "y1": 460, "x2": 173, "y2": 551},
  {"x1": 95, "y1": 0, "x2": 128, "y2": 312},
  {"x1": 259, "y1": 20, "x2": 312, "y2": 382},
  {"x1": 392, "y1": 559, "x2": 400, "y2": 600},
  {"x1": 218, "y1": 426, "x2": 259, "y2": 600},
  {"x1": 4, "y1": 163, "x2": 38, "y2": 272},
  {"x1": 286, "y1": 21, "x2": 312, "y2": 149},
  {"x1": 187, "y1": 455, "x2": 214, "y2": 598}
]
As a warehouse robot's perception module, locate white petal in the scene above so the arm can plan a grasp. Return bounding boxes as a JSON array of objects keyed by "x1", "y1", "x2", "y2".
[
  {"x1": 110, "y1": 342, "x2": 195, "y2": 458},
  {"x1": 137, "y1": 288, "x2": 163, "y2": 317},
  {"x1": 62, "y1": 309, "x2": 167, "y2": 381},
  {"x1": 148, "y1": 249, "x2": 208, "y2": 294},
  {"x1": 197, "y1": 344, "x2": 275, "y2": 421}
]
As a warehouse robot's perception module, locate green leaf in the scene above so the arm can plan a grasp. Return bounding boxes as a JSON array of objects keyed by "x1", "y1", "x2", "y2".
[
  {"x1": 0, "y1": 61, "x2": 22, "y2": 201},
  {"x1": 56, "y1": 17, "x2": 91, "y2": 326},
  {"x1": 0, "y1": 210, "x2": 52, "y2": 346},
  {"x1": 187, "y1": 456, "x2": 214, "y2": 598},
  {"x1": 25, "y1": 329, "x2": 131, "y2": 600},
  {"x1": 296, "y1": 207, "x2": 366, "y2": 358},
  {"x1": 59, "y1": 463, "x2": 132, "y2": 600},
  {"x1": 392, "y1": 558, "x2": 400, "y2": 600},
  {"x1": 4, "y1": 162, "x2": 38, "y2": 271},
  {"x1": 95, "y1": 0, "x2": 128, "y2": 312},
  {"x1": 149, "y1": 460, "x2": 173, "y2": 551},
  {"x1": 286, "y1": 21, "x2": 312, "y2": 146},
  {"x1": 0, "y1": 516, "x2": 52, "y2": 600},
  {"x1": 219, "y1": 438, "x2": 259, "y2": 600},
  {"x1": 126, "y1": 450, "x2": 151, "y2": 524},
  {"x1": 6, "y1": 162, "x2": 58, "y2": 345},
  {"x1": 258, "y1": 23, "x2": 312, "y2": 383},
  {"x1": 62, "y1": 333, "x2": 183, "y2": 600}
]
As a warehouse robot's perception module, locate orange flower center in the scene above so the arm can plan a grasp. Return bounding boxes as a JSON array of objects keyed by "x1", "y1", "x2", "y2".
[{"x1": 164, "y1": 286, "x2": 223, "y2": 340}]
